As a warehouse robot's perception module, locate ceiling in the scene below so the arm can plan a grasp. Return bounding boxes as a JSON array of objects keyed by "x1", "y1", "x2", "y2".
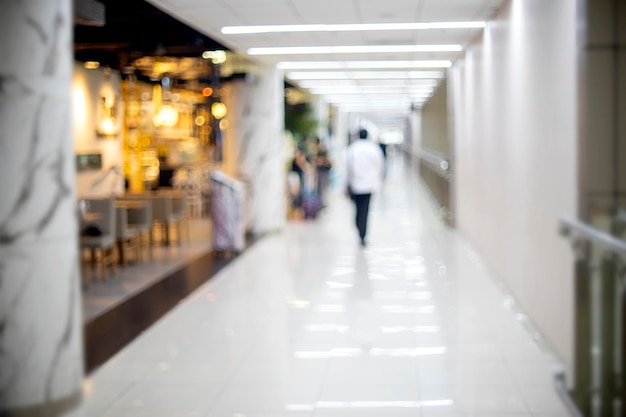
[
  {"x1": 75, "y1": 0, "x2": 507, "y2": 129},
  {"x1": 74, "y1": 0, "x2": 228, "y2": 84}
]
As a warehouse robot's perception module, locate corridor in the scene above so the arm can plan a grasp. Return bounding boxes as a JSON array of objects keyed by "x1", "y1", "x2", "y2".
[{"x1": 83, "y1": 154, "x2": 570, "y2": 417}]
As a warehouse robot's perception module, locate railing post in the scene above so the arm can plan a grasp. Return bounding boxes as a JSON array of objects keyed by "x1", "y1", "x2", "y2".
[
  {"x1": 621, "y1": 289, "x2": 626, "y2": 414},
  {"x1": 573, "y1": 253, "x2": 593, "y2": 416},
  {"x1": 558, "y1": 218, "x2": 626, "y2": 417},
  {"x1": 599, "y1": 254, "x2": 617, "y2": 416}
]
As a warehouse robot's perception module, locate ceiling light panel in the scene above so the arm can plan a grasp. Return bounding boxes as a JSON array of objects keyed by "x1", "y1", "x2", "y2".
[
  {"x1": 222, "y1": 21, "x2": 484, "y2": 34},
  {"x1": 286, "y1": 71, "x2": 444, "y2": 80},
  {"x1": 297, "y1": 79, "x2": 439, "y2": 88},
  {"x1": 248, "y1": 44, "x2": 462, "y2": 55},
  {"x1": 308, "y1": 87, "x2": 433, "y2": 94},
  {"x1": 277, "y1": 60, "x2": 452, "y2": 69}
]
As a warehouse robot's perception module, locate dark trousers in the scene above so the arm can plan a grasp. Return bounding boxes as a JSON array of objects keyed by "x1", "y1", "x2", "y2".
[{"x1": 352, "y1": 193, "x2": 372, "y2": 241}]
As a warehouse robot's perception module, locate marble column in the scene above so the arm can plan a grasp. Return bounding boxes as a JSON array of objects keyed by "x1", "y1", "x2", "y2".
[
  {"x1": 312, "y1": 96, "x2": 330, "y2": 143},
  {"x1": 222, "y1": 64, "x2": 287, "y2": 234},
  {"x1": 0, "y1": 1, "x2": 84, "y2": 416}
]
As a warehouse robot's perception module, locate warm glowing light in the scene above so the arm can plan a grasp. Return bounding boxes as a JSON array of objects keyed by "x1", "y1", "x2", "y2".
[
  {"x1": 195, "y1": 115, "x2": 206, "y2": 126},
  {"x1": 72, "y1": 81, "x2": 88, "y2": 131},
  {"x1": 84, "y1": 61, "x2": 100, "y2": 69},
  {"x1": 202, "y1": 87, "x2": 214, "y2": 97},
  {"x1": 211, "y1": 102, "x2": 227, "y2": 119},
  {"x1": 153, "y1": 104, "x2": 179, "y2": 127},
  {"x1": 98, "y1": 117, "x2": 117, "y2": 136},
  {"x1": 97, "y1": 91, "x2": 118, "y2": 137},
  {"x1": 202, "y1": 50, "x2": 227, "y2": 64},
  {"x1": 153, "y1": 61, "x2": 178, "y2": 74},
  {"x1": 219, "y1": 119, "x2": 229, "y2": 130}
]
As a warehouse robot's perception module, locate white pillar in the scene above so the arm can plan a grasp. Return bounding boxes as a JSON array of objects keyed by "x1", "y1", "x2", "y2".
[
  {"x1": 313, "y1": 96, "x2": 329, "y2": 143},
  {"x1": 222, "y1": 65, "x2": 287, "y2": 234},
  {"x1": 0, "y1": 1, "x2": 84, "y2": 416}
]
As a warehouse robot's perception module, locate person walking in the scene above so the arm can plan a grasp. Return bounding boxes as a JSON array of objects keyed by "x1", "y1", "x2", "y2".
[{"x1": 345, "y1": 128, "x2": 385, "y2": 246}]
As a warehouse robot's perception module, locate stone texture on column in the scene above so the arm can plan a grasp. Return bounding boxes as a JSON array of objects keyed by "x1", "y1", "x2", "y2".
[
  {"x1": 222, "y1": 65, "x2": 287, "y2": 234},
  {"x1": 0, "y1": 1, "x2": 84, "y2": 416}
]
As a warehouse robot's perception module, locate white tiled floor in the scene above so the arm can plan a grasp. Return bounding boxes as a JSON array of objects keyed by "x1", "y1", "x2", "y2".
[{"x1": 82, "y1": 155, "x2": 571, "y2": 417}]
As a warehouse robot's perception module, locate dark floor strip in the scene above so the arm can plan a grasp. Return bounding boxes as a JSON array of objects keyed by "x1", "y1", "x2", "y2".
[{"x1": 83, "y1": 234, "x2": 263, "y2": 375}]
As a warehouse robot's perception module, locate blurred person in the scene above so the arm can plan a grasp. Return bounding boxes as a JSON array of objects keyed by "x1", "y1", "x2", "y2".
[
  {"x1": 289, "y1": 146, "x2": 313, "y2": 219},
  {"x1": 378, "y1": 138, "x2": 388, "y2": 178},
  {"x1": 345, "y1": 128, "x2": 385, "y2": 246},
  {"x1": 314, "y1": 142, "x2": 333, "y2": 204}
]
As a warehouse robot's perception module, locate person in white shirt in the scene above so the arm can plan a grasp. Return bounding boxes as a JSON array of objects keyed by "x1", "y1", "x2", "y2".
[{"x1": 345, "y1": 128, "x2": 385, "y2": 246}]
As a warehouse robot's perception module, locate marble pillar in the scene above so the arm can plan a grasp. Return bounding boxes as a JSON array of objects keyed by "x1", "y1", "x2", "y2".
[
  {"x1": 222, "y1": 65, "x2": 287, "y2": 235},
  {"x1": 312, "y1": 96, "x2": 330, "y2": 143},
  {"x1": 0, "y1": 1, "x2": 84, "y2": 416}
]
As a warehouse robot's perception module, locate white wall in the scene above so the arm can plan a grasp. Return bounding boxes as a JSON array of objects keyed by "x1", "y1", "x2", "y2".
[
  {"x1": 72, "y1": 63, "x2": 124, "y2": 198},
  {"x1": 421, "y1": 82, "x2": 449, "y2": 154},
  {"x1": 313, "y1": 96, "x2": 330, "y2": 143},
  {"x1": 406, "y1": 110, "x2": 422, "y2": 158},
  {"x1": 450, "y1": 0, "x2": 578, "y2": 369}
]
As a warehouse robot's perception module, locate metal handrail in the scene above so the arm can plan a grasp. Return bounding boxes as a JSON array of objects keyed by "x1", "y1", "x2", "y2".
[
  {"x1": 554, "y1": 371, "x2": 585, "y2": 417},
  {"x1": 559, "y1": 217, "x2": 626, "y2": 259},
  {"x1": 417, "y1": 148, "x2": 451, "y2": 179},
  {"x1": 559, "y1": 216, "x2": 626, "y2": 417}
]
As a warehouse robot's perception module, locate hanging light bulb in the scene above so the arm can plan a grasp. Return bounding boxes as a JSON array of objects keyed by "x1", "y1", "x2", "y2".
[
  {"x1": 98, "y1": 93, "x2": 118, "y2": 136},
  {"x1": 152, "y1": 77, "x2": 179, "y2": 127},
  {"x1": 211, "y1": 102, "x2": 227, "y2": 119},
  {"x1": 153, "y1": 104, "x2": 179, "y2": 127}
]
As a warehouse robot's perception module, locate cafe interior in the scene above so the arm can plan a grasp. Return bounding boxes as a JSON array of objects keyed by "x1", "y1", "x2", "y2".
[{"x1": 73, "y1": 0, "x2": 271, "y2": 370}]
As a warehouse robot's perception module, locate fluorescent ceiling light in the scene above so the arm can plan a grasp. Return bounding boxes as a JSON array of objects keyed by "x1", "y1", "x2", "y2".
[
  {"x1": 248, "y1": 45, "x2": 462, "y2": 55},
  {"x1": 223, "y1": 21, "x2": 485, "y2": 34},
  {"x1": 336, "y1": 105, "x2": 411, "y2": 111},
  {"x1": 278, "y1": 60, "x2": 452, "y2": 70},
  {"x1": 298, "y1": 80, "x2": 439, "y2": 88},
  {"x1": 309, "y1": 88, "x2": 433, "y2": 95},
  {"x1": 326, "y1": 98, "x2": 411, "y2": 104},
  {"x1": 321, "y1": 93, "x2": 429, "y2": 100},
  {"x1": 333, "y1": 101, "x2": 414, "y2": 107},
  {"x1": 287, "y1": 71, "x2": 444, "y2": 80}
]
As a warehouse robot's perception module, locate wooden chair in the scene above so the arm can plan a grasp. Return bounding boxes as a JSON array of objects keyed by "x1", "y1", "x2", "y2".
[
  {"x1": 151, "y1": 195, "x2": 174, "y2": 246},
  {"x1": 170, "y1": 193, "x2": 188, "y2": 243},
  {"x1": 115, "y1": 206, "x2": 140, "y2": 266},
  {"x1": 124, "y1": 199, "x2": 153, "y2": 260},
  {"x1": 79, "y1": 197, "x2": 117, "y2": 281}
]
